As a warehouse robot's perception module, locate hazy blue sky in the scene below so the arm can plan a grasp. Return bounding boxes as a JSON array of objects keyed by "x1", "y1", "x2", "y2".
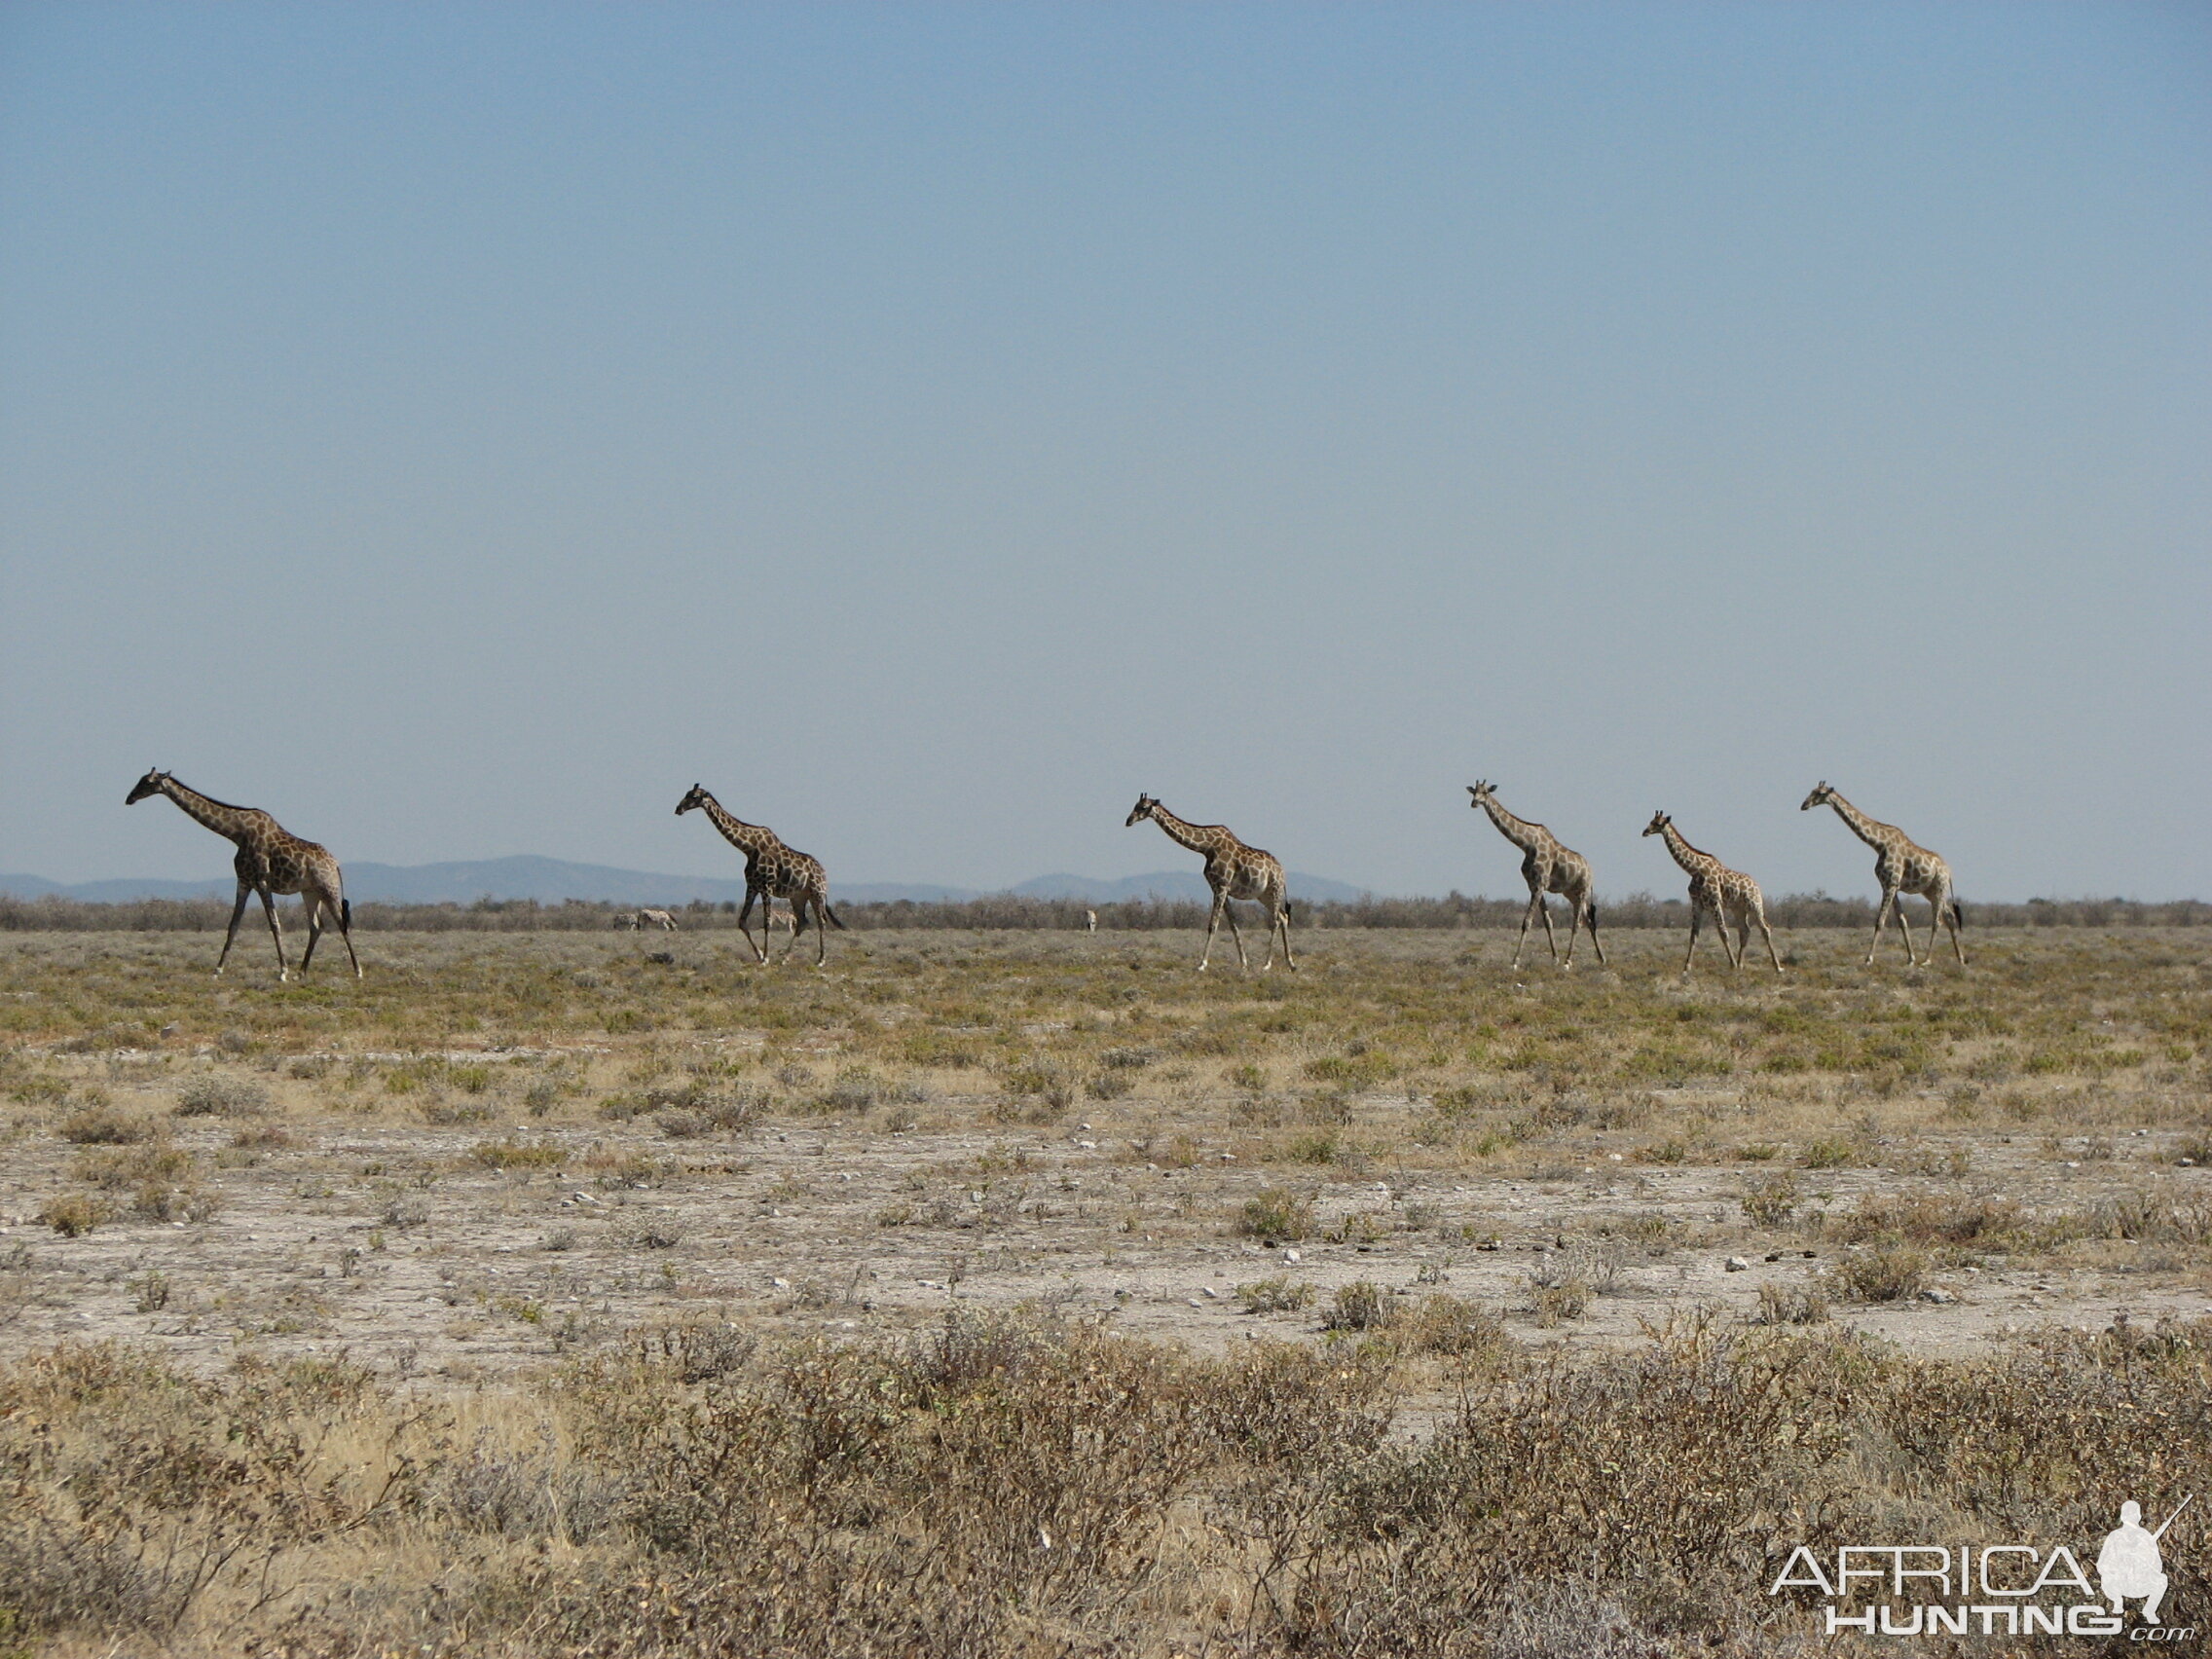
[{"x1": 4, "y1": 4, "x2": 2206, "y2": 900}]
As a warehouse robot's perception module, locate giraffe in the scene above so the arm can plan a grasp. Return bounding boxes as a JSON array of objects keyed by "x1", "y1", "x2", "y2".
[
  {"x1": 1801, "y1": 783, "x2": 1966, "y2": 967},
  {"x1": 637, "y1": 908, "x2": 679, "y2": 932},
  {"x1": 1641, "y1": 811, "x2": 1782, "y2": 976},
  {"x1": 1466, "y1": 781, "x2": 1605, "y2": 970},
  {"x1": 124, "y1": 769, "x2": 359, "y2": 981},
  {"x1": 1124, "y1": 794, "x2": 1294, "y2": 972},
  {"x1": 675, "y1": 785, "x2": 844, "y2": 965}
]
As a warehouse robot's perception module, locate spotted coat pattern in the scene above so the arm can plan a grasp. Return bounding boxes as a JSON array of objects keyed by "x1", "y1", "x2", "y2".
[
  {"x1": 675, "y1": 785, "x2": 843, "y2": 965},
  {"x1": 125, "y1": 769, "x2": 359, "y2": 980},
  {"x1": 1124, "y1": 794, "x2": 1295, "y2": 972},
  {"x1": 1801, "y1": 783, "x2": 1966, "y2": 967},
  {"x1": 1642, "y1": 811, "x2": 1782, "y2": 976},
  {"x1": 1467, "y1": 781, "x2": 1605, "y2": 970}
]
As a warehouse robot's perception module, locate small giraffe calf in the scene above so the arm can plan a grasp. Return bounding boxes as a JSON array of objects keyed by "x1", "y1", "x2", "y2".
[{"x1": 638, "y1": 908, "x2": 679, "y2": 932}]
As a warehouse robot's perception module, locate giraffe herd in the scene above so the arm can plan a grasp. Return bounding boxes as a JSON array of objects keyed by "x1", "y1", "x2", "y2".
[{"x1": 123, "y1": 768, "x2": 1966, "y2": 980}]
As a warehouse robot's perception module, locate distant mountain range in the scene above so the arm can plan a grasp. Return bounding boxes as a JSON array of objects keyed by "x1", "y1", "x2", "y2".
[{"x1": 0, "y1": 858, "x2": 1371, "y2": 907}]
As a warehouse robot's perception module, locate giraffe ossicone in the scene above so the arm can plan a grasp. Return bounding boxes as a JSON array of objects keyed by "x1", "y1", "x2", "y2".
[
  {"x1": 125, "y1": 769, "x2": 360, "y2": 982},
  {"x1": 1125, "y1": 793, "x2": 1295, "y2": 972}
]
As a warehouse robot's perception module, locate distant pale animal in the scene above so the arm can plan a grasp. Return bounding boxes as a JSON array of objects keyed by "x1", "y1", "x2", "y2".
[
  {"x1": 1467, "y1": 781, "x2": 1604, "y2": 970},
  {"x1": 1085, "y1": 909, "x2": 1097, "y2": 934},
  {"x1": 638, "y1": 908, "x2": 679, "y2": 932},
  {"x1": 1801, "y1": 783, "x2": 1965, "y2": 968},
  {"x1": 1124, "y1": 793, "x2": 1294, "y2": 972},
  {"x1": 675, "y1": 785, "x2": 845, "y2": 965},
  {"x1": 1642, "y1": 811, "x2": 1781, "y2": 976},
  {"x1": 125, "y1": 769, "x2": 360, "y2": 981}
]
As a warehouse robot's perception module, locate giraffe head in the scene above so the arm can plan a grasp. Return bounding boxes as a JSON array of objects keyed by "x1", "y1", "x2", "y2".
[
  {"x1": 1124, "y1": 793, "x2": 1164, "y2": 828},
  {"x1": 1800, "y1": 781, "x2": 1836, "y2": 812},
  {"x1": 1641, "y1": 811, "x2": 1672, "y2": 838},
  {"x1": 675, "y1": 783, "x2": 711, "y2": 818},
  {"x1": 127, "y1": 768, "x2": 171, "y2": 805},
  {"x1": 1467, "y1": 781, "x2": 1495, "y2": 810}
]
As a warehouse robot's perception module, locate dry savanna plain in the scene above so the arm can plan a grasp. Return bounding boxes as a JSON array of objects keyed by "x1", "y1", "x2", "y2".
[{"x1": 2, "y1": 921, "x2": 2210, "y2": 1657}]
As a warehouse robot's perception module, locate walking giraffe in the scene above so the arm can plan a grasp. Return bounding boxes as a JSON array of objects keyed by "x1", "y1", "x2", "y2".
[
  {"x1": 1124, "y1": 794, "x2": 1294, "y2": 972},
  {"x1": 1801, "y1": 783, "x2": 1966, "y2": 967},
  {"x1": 124, "y1": 769, "x2": 359, "y2": 981},
  {"x1": 1641, "y1": 811, "x2": 1782, "y2": 976},
  {"x1": 674, "y1": 785, "x2": 844, "y2": 965},
  {"x1": 1466, "y1": 781, "x2": 1605, "y2": 970}
]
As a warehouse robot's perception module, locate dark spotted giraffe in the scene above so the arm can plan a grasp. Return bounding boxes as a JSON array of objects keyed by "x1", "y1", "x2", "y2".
[
  {"x1": 1801, "y1": 783, "x2": 1965, "y2": 967},
  {"x1": 675, "y1": 785, "x2": 844, "y2": 966},
  {"x1": 1124, "y1": 793, "x2": 1294, "y2": 972},
  {"x1": 125, "y1": 769, "x2": 359, "y2": 980}
]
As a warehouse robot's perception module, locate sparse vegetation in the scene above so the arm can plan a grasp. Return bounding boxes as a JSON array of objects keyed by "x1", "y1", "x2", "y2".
[{"x1": 0, "y1": 923, "x2": 2206, "y2": 1653}]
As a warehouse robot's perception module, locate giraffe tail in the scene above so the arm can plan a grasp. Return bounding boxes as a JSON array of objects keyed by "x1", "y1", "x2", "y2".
[
  {"x1": 825, "y1": 902, "x2": 848, "y2": 931},
  {"x1": 341, "y1": 899, "x2": 351, "y2": 931},
  {"x1": 1951, "y1": 899, "x2": 1965, "y2": 930}
]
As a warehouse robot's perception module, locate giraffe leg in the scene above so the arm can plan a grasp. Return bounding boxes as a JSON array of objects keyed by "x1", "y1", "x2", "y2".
[
  {"x1": 1891, "y1": 891, "x2": 1922, "y2": 967},
  {"x1": 1511, "y1": 891, "x2": 1540, "y2": 970},
  {"x1": 1716, "y1": 902, "x2": 1745, "y2": 970},
  {"x1": 1756, "y1": 907, "x2": 1783, "y2": 972},
  {"x1": 1560, "y1": 893, "x2": 1581, "y2": 969},
  {"x1": 1866, "y1": 892, "x2": 1896, "y2": 967},
  {"x1": 1277, "y1": 900, "x2": 1296, "y2": 971},
  {"x1": 1682, "y1": 907, "x2": 1703, "y2": 976},
  {"x1": 736, "y1": 891, "x2": 767, "y2": 963},
  {"x1": 1537, "y1": 895, "x2": 1563, "y2": 965},
  {"x1": 214, "y1": 883, "x2": 251, "y2": 977},
  {"x1": 259, "y1": 888, "x2": 291, "y2": 981},
  {"x1": 1940, "y1": 892, "x2": 1967, "y2": 967},
  {"x1": 338, "y1": 899, "x2": 361, "y2": 978},
  {"x1": 813, "y1": 894, "x2": 829, "y2": 967},
  {"x1": 301, "y1": 897, "x2": 323, "y2": 973},
  {"x1": 1224, "y1": 902, "x2": 1251, "y2": 972},
  {"x1": 1199, "y1": 893, "x2": 1227, "y2": 970}
]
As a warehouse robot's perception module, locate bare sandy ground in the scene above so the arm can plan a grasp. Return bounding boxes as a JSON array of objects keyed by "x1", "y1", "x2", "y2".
[{"x1": 5, "y1": 1055, "x2": 2204, "y2": 1385}]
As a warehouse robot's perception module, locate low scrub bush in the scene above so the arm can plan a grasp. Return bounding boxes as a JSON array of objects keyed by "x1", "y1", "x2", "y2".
[
  {"x1": 1234, "y1": 1275, "x2": 1314, "y2": 1314},
  {"x1": 1235, "y1": 1187, "x2": 1314, "y2": 1243},
  {"x1": 56, "y1": 1107, "x2": 154, "y2": 1145},
  {"x1": 174, "y1": 1075, "x2": 270, "y2": 1118},
  {"x1": 1829, "y1": 1243, "x2": 1930, "y2": 1303}
]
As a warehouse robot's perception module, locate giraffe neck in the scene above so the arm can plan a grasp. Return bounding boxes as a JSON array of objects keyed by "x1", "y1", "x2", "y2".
[
  {"x1": 1822, "y1": 792, "x2": 1893, "y2": 849},
  {"x1": 699, "y1": 793, "x2": 776, "y2": 857},
  {"x1": 159, "y1": 779, "x2": 260, "y2": 844},
  {"x1": 1659, "y1": 821, "x2": 1717, "y2": 876},
  {"x1": 1146, "y1": 804, "x2": 1228, "y2": 857},
  {"x1": 1479, "y1": 795, "x2": 1546, "y2": 853}
]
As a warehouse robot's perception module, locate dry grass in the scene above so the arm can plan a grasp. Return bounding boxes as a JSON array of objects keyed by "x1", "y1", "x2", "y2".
[
  {"x1": 0, "y1": 924, "x2": 2207, "y2": 1652},
  {"x1": 0, "y1": 1309, "x2": 2205, "y2": 1655}
]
